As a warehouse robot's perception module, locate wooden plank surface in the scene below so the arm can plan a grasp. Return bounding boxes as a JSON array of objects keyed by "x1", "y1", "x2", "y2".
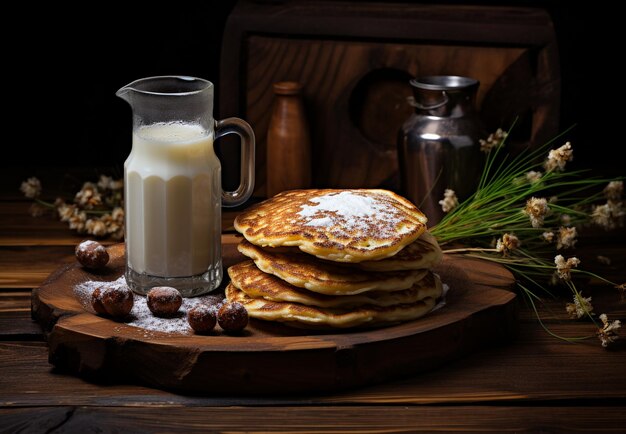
[
  {"x1": 2, "y1": 406, "x2": 625, "y2": 433},
  {"x1": 1, "y1": 316, "x2": 625, "y2": 407},
  {"x1": 0, "y1": 246, "x2": 76, "y2": 288},
  {"x1": 1, "y1": 197, "x2": 625, "y2": 432}
]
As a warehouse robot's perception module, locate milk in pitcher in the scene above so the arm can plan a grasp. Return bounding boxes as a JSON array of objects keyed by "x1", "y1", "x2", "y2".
[
  {"x1": 124, "y1": 121, "x2": 222, "y2": 292},
  {"x1": 117, "y1": 75, "x2": 255, "y2": 297}
]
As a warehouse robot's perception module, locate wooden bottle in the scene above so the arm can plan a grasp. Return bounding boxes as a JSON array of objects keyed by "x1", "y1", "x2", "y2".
[{"x1": 266, "y1": 81, "x2": 312, "y2": 197}]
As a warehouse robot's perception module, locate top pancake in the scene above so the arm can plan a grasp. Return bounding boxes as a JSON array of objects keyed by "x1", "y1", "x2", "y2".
[
  {"x1": 234, "y1": 189, "x2": 428, "y2": 263},
  {"x1": 239, "y1": 231, "x2": 443, "y2": 275}
]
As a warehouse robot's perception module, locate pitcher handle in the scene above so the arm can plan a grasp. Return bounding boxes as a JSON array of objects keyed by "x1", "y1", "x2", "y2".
[{"x1": 215, "y1": 117, "x2": 256, "y2": 207}]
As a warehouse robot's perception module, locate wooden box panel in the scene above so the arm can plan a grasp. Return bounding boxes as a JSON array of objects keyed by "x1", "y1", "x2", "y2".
[{"x1": 219, "y1": 1, "x2": 559, "y2": 198}]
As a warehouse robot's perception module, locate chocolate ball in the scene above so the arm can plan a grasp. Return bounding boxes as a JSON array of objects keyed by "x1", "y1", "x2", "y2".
[
  {"x1": 147, "y1": 286, "x2": 182, "y2": 317},
  {"x1": 76, "y1": 240, "x2": 109, "y2": 269},
  {"x1": 91, "y1": 285, "x2": 134, "y2": 317},
  {"x1": 187, "y1": 304, "x2": 217, "y2": 333},
  {"x1": 217, "y1": 301, "x2": 249, "y2": 333}
]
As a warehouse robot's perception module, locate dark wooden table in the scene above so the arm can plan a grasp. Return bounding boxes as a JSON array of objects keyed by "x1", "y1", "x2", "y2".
[{"x1": 1, "y1": 196, "x2": 625, "y2": 432}]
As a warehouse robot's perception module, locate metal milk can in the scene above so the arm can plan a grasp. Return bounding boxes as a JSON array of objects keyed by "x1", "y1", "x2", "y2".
[{"x1": 397, "y1": 75, "x2": 484, "y2": 225}]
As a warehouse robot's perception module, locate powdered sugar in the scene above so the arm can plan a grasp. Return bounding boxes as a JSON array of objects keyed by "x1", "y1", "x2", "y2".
[
  {"x1": 77, "y1": 240, "x2": 106, "y2": 253},
  {"x1": 297, "y1": 191, "x2": 406, "y2": 238},
  {"x1": 78, "y1": 240, "x2": 100, "y2": 248},
  {"x1": 298, "y1": 191, "x2": 385, "y2": 220},
  {"x1": 74, "y1": 277, "x2": 223, "y2": 335},
  {"x1": 304, "y1": 216, "x2": 333, "y2": 227}
]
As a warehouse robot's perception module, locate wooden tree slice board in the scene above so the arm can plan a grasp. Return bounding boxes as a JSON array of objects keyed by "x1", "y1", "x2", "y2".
[{"x1": 31, "y1": 237, "x2": 517, "y2": 395}]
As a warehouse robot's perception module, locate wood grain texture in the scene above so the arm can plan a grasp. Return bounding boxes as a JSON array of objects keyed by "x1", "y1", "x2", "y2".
[
  {"x1": 2, "y1": 406, "x2": 626, "y2": 433},
  {"x1": 221, "y1": 1, "x2": 559, "y2": 197},
  {"x1": 31, "y1": 242, "x2": 517, "y2": 395},
  {"x1": 245, "y1": 37, "x2": 529, "y2": 195},
  {"x1": 0, "y1": 202, "x2": 94, "y2": 247},
  {"x1": 1, "y1": 189, "x2": 625, "y2": 431},
  {"x1": 2, "y1": 322, "x2": 626, "y2": 407},
  {"x1": 0, "y1": 291, "x2": 41, "y2": 340},
  {"x1": 0, "y1": 246, "x2": 76, "y2": 288}
]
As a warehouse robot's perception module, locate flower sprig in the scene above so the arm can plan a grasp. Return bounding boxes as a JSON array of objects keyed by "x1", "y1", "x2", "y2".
[
  {"x1": 20, "y1": 175, "x2": 125, "y2": 240},
  {"x1": 430, "y1": 126, "x2": 624, "y2": 348}
]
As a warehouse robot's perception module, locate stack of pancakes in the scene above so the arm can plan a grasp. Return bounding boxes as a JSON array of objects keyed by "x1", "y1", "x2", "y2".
[{"x1": 226, "y1": 189, "x2": 443, "y2": 329}]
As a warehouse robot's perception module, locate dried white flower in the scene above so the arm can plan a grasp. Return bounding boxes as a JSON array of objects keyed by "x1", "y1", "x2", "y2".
[
  {"x1": 99, "y1": 212, "x2": 124, "y2": 240},
  {"x1": 97, "y1": 175, "x2": 113, "y2": 191},
  {"x1": 97, "y1": 175, "x2": 124, "y2": 191},
  {"x1": 604, "y1": 181, "x2": 623, "y2": 201},
  {"x1": 513, "y1": 170, "x2": 544, "y2": 187},
  {"x1": 542, "y1": 231, "x2": 555, "y2": 243},
  {"x1": 544, "y1": 141, "x2": 573, "y2": 172},
  {"x1": 28, "y1": 203, "x2": 46, "y2": 217},
  {"x1": 556, "y1": 226, "x2": 577, "y2": 250},
  {"x1": 591, "y1": 203, "x2": 612, "y2": 229},
  {"x1": 523, "y1": 197, "x2": 550, "y2": 228},
  {"x1": 555, "y1": 254, "x2": 580, "y2": 281},
  {"x1": 57, "y1": 203, "x2": 77, "y2": 222},
  {"x1": 112, "y1": 207, "x2": 124, "y2": 224},
  {"x1": 439, "y1": 189, "x2": 459, "y2": 213},
  {"x1": 86, "y1": 218, "x2": 108, "y2": 237},
  {"x1": 565, "y1": 293, "x2": 593, "y2": 319},
  {"x1": 75, "y1": 182, "x2": 102, "y2": 209},
  {"x1": 560, "y1": 214, "x2": 571, "y2": 226},
  {"x1": 109, "y1": 179, "x2": 124, "y2": 191},
  {"x1": 525, "y1": 170, "x2": 543, "y2": 184},
  {"x1": 495, "y1": 233, "x2": 520, "y2": 256},
  {"x1": 21, "y1": 173, "x2": 124, "y2": 240},
  {"x1": 592, "y1": 200, "x2": 625, "y2": 230},
  {"x1": 20, "y1": 177, "x2": 41, "y2": 199},
  {"x1": 68, "y1": 210, "x2": 87, "y2": 233},
  {"x1": 597, "y1": 313, "x2": 621, "y2": 348},
  {"x1": 596, "y1": 255, "x2": 611, "y2": 265},
  {"x1": 479, "y1": 128, "x2": 507, "y2": 153}
]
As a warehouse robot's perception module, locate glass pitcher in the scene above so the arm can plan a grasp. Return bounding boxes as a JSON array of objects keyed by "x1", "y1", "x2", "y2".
[{"x1": 116, "y1": 76, "x2": 255, "y2": 297}]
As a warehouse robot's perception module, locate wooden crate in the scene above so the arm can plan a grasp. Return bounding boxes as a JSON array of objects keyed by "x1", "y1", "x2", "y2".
[{"x1": 219, "y1": 0, "x2": 559, "y2": 197}]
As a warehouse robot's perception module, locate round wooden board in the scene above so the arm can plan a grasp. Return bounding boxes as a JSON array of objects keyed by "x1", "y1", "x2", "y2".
[{"x1": 32, "y1": 239, "x2": 517, "y2": 395}]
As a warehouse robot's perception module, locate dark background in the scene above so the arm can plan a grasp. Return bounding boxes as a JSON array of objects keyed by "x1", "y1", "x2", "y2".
[{"x1": 6, "y1": 1, "x2": 619, "y2": 190}]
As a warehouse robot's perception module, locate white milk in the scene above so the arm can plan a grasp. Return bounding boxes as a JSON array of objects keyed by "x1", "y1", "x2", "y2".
[{"x1": 124, "y1": 122, "x2": 221, "y2": 277}]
